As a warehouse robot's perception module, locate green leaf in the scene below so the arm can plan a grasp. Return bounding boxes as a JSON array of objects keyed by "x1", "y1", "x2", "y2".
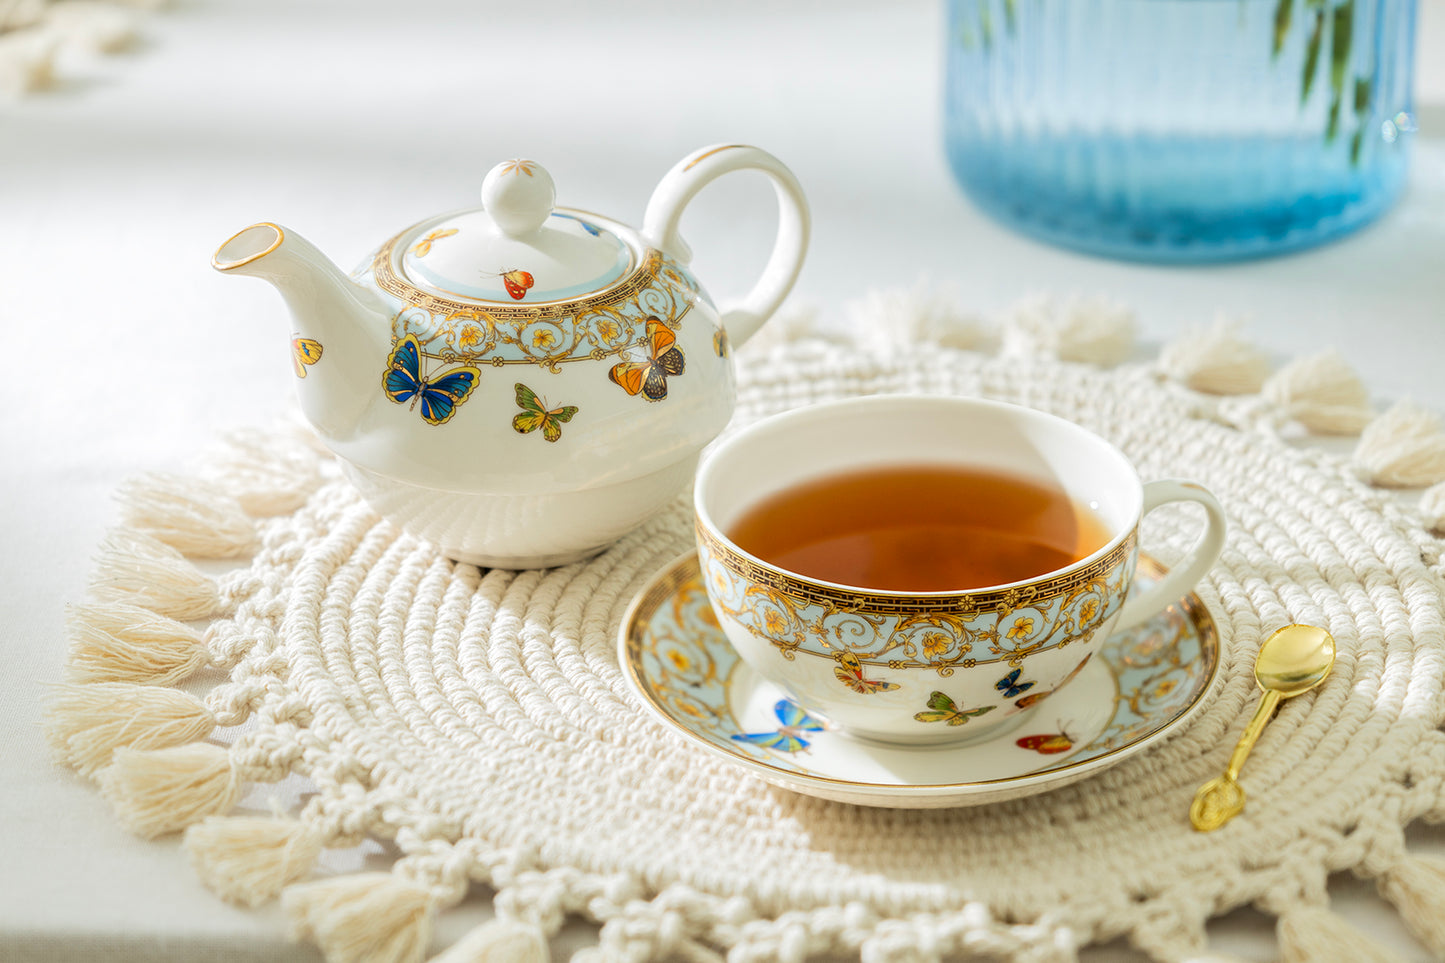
[
  {"x1": 1004, "y1": 0, "x2": 1017, "y2": 33},
  {"x1": 1350, "y1": 128, "x2": 1364, "y2": 165},
  {"x1": 1273, "y1": 0, "x2": 1294, "y2": 58},
  {"x1": 1353, "y1": 76, "x2": 1372, "y2": 113},
  {"x1": 1326, "y1": 92, "x2": 1342, "y2": 142},
  {"x1": 1301, "y1": 9, "x2": 1325, "y2": 104},
  {"x1": 1329, "y1": 1, "x2": 1354, "y2": 105},
  {"x1": 979, "y1": 4, "x2": 993, "y2": 51}
]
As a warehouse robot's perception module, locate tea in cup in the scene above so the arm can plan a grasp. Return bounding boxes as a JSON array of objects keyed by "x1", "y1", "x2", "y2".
[{"x1": 693, "y1": 395, "x2": 1226, "y2": 746}]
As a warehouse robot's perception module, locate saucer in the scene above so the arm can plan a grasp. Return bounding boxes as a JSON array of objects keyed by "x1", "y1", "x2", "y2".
[{"x1": 619, "y1": 552, "x2": 1222, "y2": 808}]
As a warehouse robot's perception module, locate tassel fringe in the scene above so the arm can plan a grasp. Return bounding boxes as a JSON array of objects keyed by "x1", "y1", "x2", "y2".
[
  {"x1": 1158, "y1": 318, "x2": 1270, "y2": 395},
  {"x1": 1377, "y1": 853, "x2": 1445, "y2": 958},
  {"x1": 283, "y1": 872, "x2": 435, "y2": 963},
  {"x1": 184, "y1": 815, "x2": 324, "y2": 908},
  {"x1": 0, "y1": 27, "x2": 55, "y2": 95},
  {"x1": 1277, "y1": 905, "x2": 1408, "y2": 963},
  {"x1": 43, "y1": 1, "x2": 139, "y2": 54},
  {"x1": 117, "y1": 473, "x2": 259, "y2": 558},
  {"x1": 1260, "y1": 349, "x2": 1375, "y2": 435},
  {"x1": 98, "y1": 743, "x2": 240, "y2": 839},
  {"x1": 431, "y1": 917, "x2": 550, "y2": 963},
  {"x1": 1352, "y1": 399, "x2": 1445, "y2": 488},
  {"x1": 89, "y1": 529, "x2": 222, "y2": 620},
  {"x1": 848, "y1": 282, "x2": 991, "y2": 353},
  {"x1": 44, "y1": 682, "x2": 215, "y2": 777},
  {"x1": 198, "y1": 426, "x2": 326, "y2": 517},
  {"x1": 1002, "y1": 293, "x2": 1136, "y2": 366},
  {"x1": 65, "y1": 601, "x2": 208, "y2": 685}
]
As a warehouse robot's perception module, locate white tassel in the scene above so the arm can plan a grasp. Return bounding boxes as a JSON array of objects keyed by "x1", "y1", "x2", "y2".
[
  {"x1": 0, "y1": 27, "x2": 55, "y2": 95},
  {"x1": 65, "y1": 601, "x2": 208, "y2": 685},
  {"x1": 1158, "y1": 317, "x2": 1270, "y2": 395},
  {"x1": 1353, "y1": 400, "x2": 1445, "y2": 488},
  {"x1": 89, "y1": 529, "x2": 222, "y2": 620},
  {"x1": 1377, "y1": 853, "x2": 1445, "y2": 958},
  {"x1": 1277, "y1": 905, "x2": 1408, "y2": 963},
  {"x1": 185, "y1": 815, "x2": 324, "y2": 908},
  {"x1": 431, "y1": 917, "x2": 550, "y2": 963},
  {"x1": 738, "y1": 299, "x2": 842, "y2": 357},
  {"x1": 283, "y1": 872, "x2": 435, "y2": 963},
  {"x1": 847, "y1": 282, "x2": 990, "y2": 353},
  {"x1": 43, "y1": 1, "x2": 139, "y2": 54},
  {"x1": 44, "y1": 682, "x2": 215, "y2": 777},
  {"x1": 0, "y1": 0, "x2": 48, "y2": 30},
  {"x1": 116, "y1": 473, "x2": 259, "y2": 558},
  {"x1": 98, "y1": 743, "x2": 240, "y2": 839},
  {"x1": 1002, "y1": 293, "x2": 1136, "y2": 366},
  {"x1": 1421, "y1": 482, "x2": 1445, "y2": 534},
  {"x1": 198, "y1": 426, "x2": 326, "y2": 517},
  {"x1": 1261, "y1": 350, "x2": 1374, "y2": 435}
]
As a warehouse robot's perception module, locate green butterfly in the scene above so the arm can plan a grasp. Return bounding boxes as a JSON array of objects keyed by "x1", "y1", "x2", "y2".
[
  {"x1": 914, "y1": 691, "x2": 996, "y2": 726},
  {"x1": 512, "y1": 383, "x2": 578, "y2": 443}
]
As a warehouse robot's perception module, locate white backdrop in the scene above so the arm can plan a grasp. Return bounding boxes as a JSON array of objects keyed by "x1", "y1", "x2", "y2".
[{"x1": 2, "y1": 1, "x2": 1443, "y2": 960}]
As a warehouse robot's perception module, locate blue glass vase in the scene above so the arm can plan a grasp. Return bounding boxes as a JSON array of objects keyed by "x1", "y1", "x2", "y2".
[{"x1": 943, "y1": 0, "x2": 1418, "y2": 262}]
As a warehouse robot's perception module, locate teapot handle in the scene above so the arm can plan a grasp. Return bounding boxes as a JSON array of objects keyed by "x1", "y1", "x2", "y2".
[{"x1": 641, "y1": 145, "x2": 809, "y2": 350}]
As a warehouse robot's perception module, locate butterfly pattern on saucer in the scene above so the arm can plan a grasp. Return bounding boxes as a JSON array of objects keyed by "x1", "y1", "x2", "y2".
[
  {"x1": 512, "y1": 382, "x2": 578, "y2": 443},
  {"x1": 833, "y1": 651, "x2": 900, "y2": 695},
  {"x1": 291, "y1": 336, "x2": 322, "y2": 378},
  {"x1": 609, "y1": 316, "x2": 685, "y2": 401},
  {"x1": 731, "y1": 699, "x2": 826, "y2": 753},
  {"x1": 383, "y1": 334, "x2": 482, "y2": 426},
  {"x1": 410, "y1": 228, "x2": 457, "y2": 258},
  {"x1": 913, "y1": 691, "x2": 996, "y2": 727},
  {"x1": 1017, "y1": 723, "x2": 1077, "y2": 755}
]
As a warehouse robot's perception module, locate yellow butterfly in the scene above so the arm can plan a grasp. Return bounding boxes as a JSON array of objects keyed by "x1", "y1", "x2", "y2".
[
  {"x1": 512, "y1": 382, "x2": 578, "y2": 443},
  {"x1": 291, "y1": 337, "x2": 322, "y2": 378},
  {"x1": 411, "y1": 228, "x2": 458, "y2": 258}
]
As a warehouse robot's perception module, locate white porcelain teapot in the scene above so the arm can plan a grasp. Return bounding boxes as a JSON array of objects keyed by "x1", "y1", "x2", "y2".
[{"x1": 214, "y1": 145, "x2": 808, "y2": 568}]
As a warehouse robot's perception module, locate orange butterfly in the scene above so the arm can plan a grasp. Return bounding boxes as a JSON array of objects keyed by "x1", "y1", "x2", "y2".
[
  {"x1": 291, "y1": 336, "x2": 322, "y2": 378},
  {"x1": 500, "y1": 269, "x2": 534, "y2": 300},
  {"x1": 1015, "y1": 653, "x2": 1093, "y2": 709},
  {"x1": 1017, "y1": 724, "x2": 1076, "y2": 755},
  {"x1": 833, "y1": 651, "x2": 900, "y2": 695},
  {"x1": 609, "y1": 317, "x2": 685, "y2": 401}
]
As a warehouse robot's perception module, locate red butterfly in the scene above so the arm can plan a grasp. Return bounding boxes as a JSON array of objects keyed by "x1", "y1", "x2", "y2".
[
  {"x1": 1016, "y1": 724, "x2": 1076, "y2": 755},
  {"x1": 609, "y1": 317, "x2": 685, "y2": 401},
  {"x1": 500, "y1": 269, "x2": 534, "y2": 300},
  {"x1": 833, "y1": 651, "x2": 900, "y2": 695}
]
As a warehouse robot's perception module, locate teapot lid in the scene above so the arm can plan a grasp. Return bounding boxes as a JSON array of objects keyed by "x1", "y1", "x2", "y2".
[{"x1": 391, "y1": 159, "x2": 635, "y2": 305}]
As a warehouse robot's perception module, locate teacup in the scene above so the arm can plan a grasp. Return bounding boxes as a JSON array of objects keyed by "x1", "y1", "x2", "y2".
[{"x1": 693, "y1": 395, "x2": 1227, "y2": 747}]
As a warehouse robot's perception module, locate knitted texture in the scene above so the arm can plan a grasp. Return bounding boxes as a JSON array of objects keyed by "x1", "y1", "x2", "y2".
[{"x1": 54, "y1": 342, "x2": 1445, "y2": 962}]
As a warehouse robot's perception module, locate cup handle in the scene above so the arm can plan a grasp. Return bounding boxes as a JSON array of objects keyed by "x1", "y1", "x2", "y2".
[
  {"x1": 640, "y1": 144, "x2": 810, "y2": 350},
  {"x1": 1114, "y1": 480, "x2": 1228, "y2": 632}
]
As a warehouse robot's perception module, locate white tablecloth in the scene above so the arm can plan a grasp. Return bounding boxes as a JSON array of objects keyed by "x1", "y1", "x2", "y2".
[{"x1": 3, "y1": 1, "x2": 1443, "y2": 959}]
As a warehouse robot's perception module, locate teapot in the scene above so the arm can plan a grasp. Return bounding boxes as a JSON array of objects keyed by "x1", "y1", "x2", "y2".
[{"x1": 213, "y1": 145, "x2": 808, "y2": 568}]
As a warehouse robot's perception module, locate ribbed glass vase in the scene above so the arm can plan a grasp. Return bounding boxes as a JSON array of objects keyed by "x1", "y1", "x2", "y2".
[{"x1": 943, "y1": 0, "x2": 1418, "y2": 262}]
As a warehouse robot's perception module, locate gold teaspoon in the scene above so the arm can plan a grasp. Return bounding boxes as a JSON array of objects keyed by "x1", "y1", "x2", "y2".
[{"x1": 1190, "y1": 624, "x2": 1336, "y2": 832}]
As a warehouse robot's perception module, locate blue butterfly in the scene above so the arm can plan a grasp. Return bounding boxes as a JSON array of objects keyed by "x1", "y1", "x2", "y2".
[
  {"x1": 383, "y1": 335, "x2": 482, "y2": 426},
  {"x1": 995, "y1": 668, "x2": 1035, "y2": 699},
  {"x1": 730, "y1": 699, "x2": 825, "y2": 753}
]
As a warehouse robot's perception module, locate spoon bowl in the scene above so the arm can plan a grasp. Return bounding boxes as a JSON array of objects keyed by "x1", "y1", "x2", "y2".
[{"x1": 1190, "y1": 624, "x2": 1336, "y2": 832}]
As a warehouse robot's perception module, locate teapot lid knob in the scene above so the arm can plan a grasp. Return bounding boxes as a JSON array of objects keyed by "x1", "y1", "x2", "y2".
[{"x1": 481, "y1": 159, "x2": 555, "y2": 238}]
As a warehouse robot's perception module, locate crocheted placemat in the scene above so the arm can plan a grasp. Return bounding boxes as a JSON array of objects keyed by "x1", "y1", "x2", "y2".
[{"x1": 46, "y1": 316, "x2": 1445, "y2": 963}]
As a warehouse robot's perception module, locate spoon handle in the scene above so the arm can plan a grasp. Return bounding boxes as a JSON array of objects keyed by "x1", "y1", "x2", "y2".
[{"x1": 1225, "y1": 689, "x2": 1283, "y2": 781}]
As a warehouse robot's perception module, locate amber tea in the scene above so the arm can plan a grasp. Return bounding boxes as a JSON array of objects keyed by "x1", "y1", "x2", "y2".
[{"x1": 727, "y1": 463, "x2": 1111, "y2": 592}]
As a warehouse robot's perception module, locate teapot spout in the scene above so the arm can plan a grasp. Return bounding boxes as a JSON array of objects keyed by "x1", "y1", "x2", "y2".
[{"x1": 213, "y1": 223, "x2": 389, "y2": 442}]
